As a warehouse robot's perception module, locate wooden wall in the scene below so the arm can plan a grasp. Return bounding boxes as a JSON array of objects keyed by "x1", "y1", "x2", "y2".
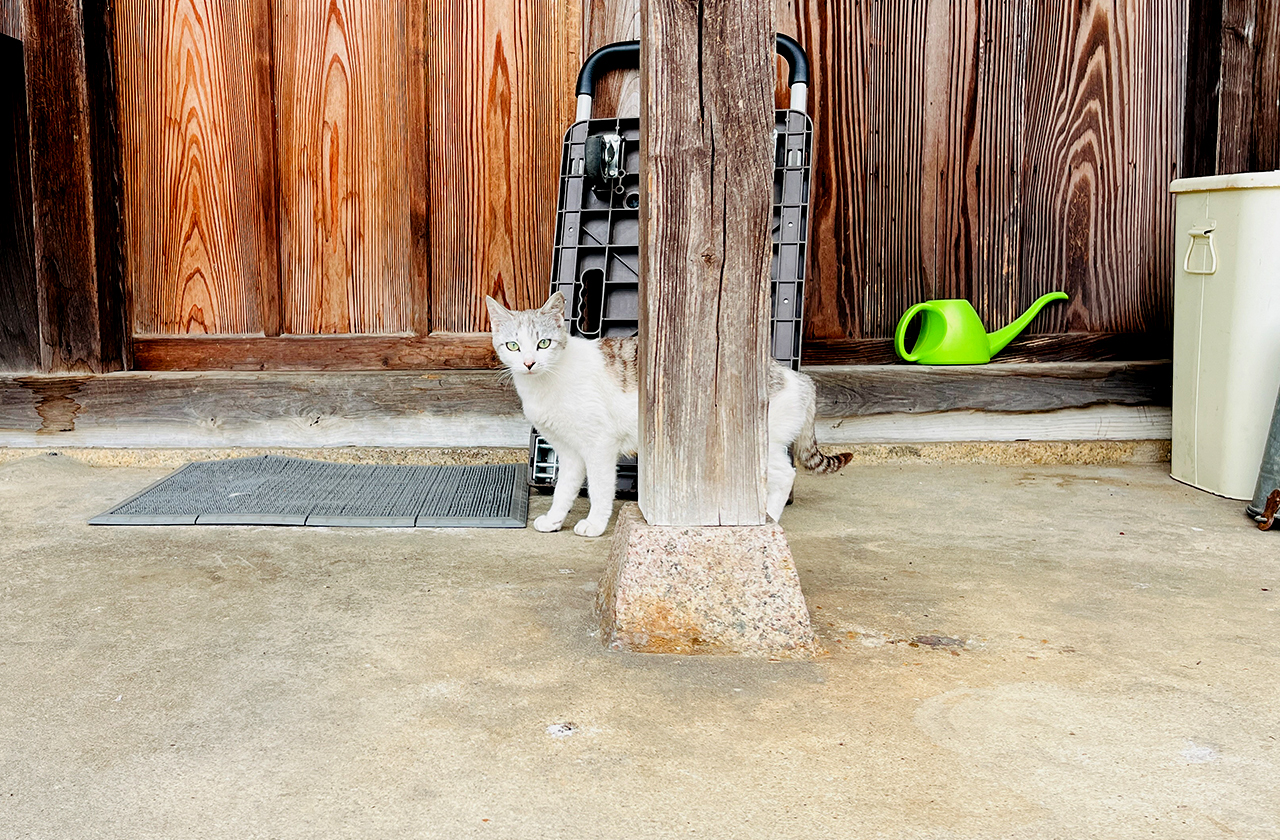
[
  {"x1": 1184, "y1": 0, "x2": 1280, "y2": 176},
  {"x1": 114, "y1": 0, "x2": 278, "y2": 336},
  {"x1": 777, "y1": 0, "x2": 1189, "y2": 362},
  {"x1": 426, "y1": 0, "x2": 580, "y2": 332},
  {"x1": 0, "y1": 0, "x2": 1243, "y2": 372},
  {"x1": 0, "y1": 28, "x2": 36, "y2": 371},
  {"x1": 114, "y1": 0, "x2": 577, "y2": 347}
]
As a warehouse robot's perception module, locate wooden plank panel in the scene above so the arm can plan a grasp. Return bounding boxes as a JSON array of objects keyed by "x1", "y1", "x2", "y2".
[
  {"x1": 131, "y1": 333, "x2": 498, "y2": 371},
  {"x1": 426, "y1": 0, "x2": 579, "y2": 332},
  {"x1": 0, "y1": 32, "x2": 36, "y2": 370},
  {"x1": 776, "y1": 0, "x2": 869, "y2": 342},
  {"x1": 114, "y1": 0, "x2": 277, "y2": 336},
  {"x1": 948, "y1": 0, "x2": 1029, "y2": 333},
  {"x1": 1256, "y1": 0, "x2": 1280, "y2": 170},
  {"x1": 810, "y1": 360, "x2": 1170, "y2": 416},
  {"x1": 861, "y1": 0, "x2": 931, "y2": 337},
  {"x1": 25, "y1": 0, "x2": 126, "y2": 371},
  {"x1": 274, "y1": 0, "x2": 416, "y2": 335},
  {"x1": 583, "y1": 0, "x2": 639, "y2": 116},
  {"x1": 1, "y1": 0, "x2": 20, "y2": 39},
  {"x1": 1217, "y1": 0, "x2": 1260, "y2": 174},
  {"x1": 1182, "y1": 0, "x2": 1223, "y2": 178},
  {"x1": 1018, "y1": 0, "x2": 1178, "y2": 337}
]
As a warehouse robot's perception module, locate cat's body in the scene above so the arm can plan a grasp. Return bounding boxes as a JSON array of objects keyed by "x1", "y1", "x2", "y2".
[{"x1": 486, "y1": 292, "x2": 851, "y2": 536}]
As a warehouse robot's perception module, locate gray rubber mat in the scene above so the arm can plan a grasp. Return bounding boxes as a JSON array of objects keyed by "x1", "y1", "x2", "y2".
[{"x1": 89, "y1": 456, "x2": 528, "y2": 528}]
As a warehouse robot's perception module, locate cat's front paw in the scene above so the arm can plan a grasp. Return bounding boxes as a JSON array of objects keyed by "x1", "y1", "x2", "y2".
[
  {"x1": 533, "y1": 514, "x2": 564, "y2": 532},
  {"x1": 573, "y1": 518, "x2": 607, "y2": 537}
]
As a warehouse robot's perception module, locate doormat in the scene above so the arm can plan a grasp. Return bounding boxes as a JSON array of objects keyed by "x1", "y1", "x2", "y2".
[{"x1": 90, "y1": 456, "x2": 528, "y2": 528}]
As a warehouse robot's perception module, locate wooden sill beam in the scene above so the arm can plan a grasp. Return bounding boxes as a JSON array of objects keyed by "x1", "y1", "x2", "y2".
[{"x1": 0, "y1": 361, "x2": 1171, "y2": 449}]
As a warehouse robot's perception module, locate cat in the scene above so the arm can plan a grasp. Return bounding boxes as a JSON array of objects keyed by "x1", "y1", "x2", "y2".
[{"x1": 486, "y1": 291, "x2": 852, "y2": 536}]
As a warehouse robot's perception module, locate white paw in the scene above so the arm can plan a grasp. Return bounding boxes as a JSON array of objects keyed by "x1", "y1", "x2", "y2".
[
  {"x1": 573, "y1": 518, "x2": 607, "y2": 537},
  {"x1": 533, "y1": 514, "x2": 563, "y2": 532}
]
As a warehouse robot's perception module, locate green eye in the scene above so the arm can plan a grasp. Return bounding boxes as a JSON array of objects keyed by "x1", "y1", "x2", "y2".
[
  {"x1": 537, "y1": 339, "x2": 551, "y2": 349},
  {"x1": 505, "y1": 341, "x2": 519, "y2": 352}
]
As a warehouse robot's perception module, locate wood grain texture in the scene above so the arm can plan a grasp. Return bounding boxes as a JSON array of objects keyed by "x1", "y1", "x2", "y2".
[
  {"x1": 1019, "y1": 0, "x2": 1182, "y2": 339},
  {"x1": 114, "y1": 0, "x2": 278, "y2": 336},
  {"x1": 639, "y1": 0, "x2": 774, "y2": 526},
  {"x1": 426, "y1": 0, "x2": 580, "y2": 332},
  {"x1": 0, "y1": 363, "x2": 1169, "y2": 447},
  {"x1": 1215, "y1": 0, "x2": 1280, "y2": 172},
  {"x1": 778, "y1": 0, "x2": 1186, "y2": 351},
  {"x1": 1182, "y1": 0, "x2": 1279, "y2": 175},
  {"x1": 25, "y1": 0, "x2": 126, "y2": 372},
  {"x1": 583, "y1": 0, "x2": 639, "y2": 117},
  {"x1": 1255, "y1": 0, "x2": 1280, "y2": 169},
  {"x1": 1, "y1": 0, "x2": 20, "y2": 39},
  {"x1": 819, "y1": 404, "x2": 1171, "y2": 443},
  {"x1": 275, "y1": 0, "x2": 417, "y2": 334},
  {"x1": 0, "y1": 33, "x2": 36, "y2": 370},
  {"x1": 1182, "y1": 0, "x2": 1224, "y2": 178},
  {"x1": 808, "y1": 360, "x2": 1170, "y2": 417},
  {"x1": 775, "y1": 0, "x2": 868, "y2": 343},
  {"x1": 83, "y1": 0, "x2": 130, "y2": 367},
  {"x1": 130, "y1": 333, "x2": 499, "y2": 371},
  {"x1": 1217, "y1": 0, "x2": 1258, "y2": 173},
  {"x1": 0, "y1": 370, "x2": 525, "y2": 446}
]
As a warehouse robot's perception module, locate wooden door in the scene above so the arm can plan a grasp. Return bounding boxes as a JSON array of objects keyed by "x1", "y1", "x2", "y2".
[{"x1": 115, "y1": 0, "x2": 578, "y2": 370}]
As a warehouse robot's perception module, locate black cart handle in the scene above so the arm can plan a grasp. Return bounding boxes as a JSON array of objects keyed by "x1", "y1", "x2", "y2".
[{"x1": 574, "y1": 33, "x2": 810, "y2": 120}]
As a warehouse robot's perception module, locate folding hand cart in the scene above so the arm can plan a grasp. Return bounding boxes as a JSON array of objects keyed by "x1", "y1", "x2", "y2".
[{"x1": 528, "y1": 34, "x2": 815, "y2": 495}]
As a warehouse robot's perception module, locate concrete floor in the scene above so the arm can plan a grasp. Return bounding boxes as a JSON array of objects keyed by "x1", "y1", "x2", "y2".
[{"x1": 1, "y1": 452, "x2": 1277, "y2": 839}]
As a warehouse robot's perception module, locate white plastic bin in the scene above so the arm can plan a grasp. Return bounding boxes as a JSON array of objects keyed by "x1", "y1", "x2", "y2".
[{"x1": 1169, "y1": 171, "x2": 1280, "y2": 499}]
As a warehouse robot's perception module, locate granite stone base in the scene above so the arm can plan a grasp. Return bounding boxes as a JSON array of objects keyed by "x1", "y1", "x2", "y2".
[{"x1": 596, "y1": 504, "x2": 819, "y2": 657}]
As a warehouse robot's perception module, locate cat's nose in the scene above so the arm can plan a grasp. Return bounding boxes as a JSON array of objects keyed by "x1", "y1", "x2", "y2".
[{"x1": 524, "y1": 360, "x2": 535, "y2": 370}]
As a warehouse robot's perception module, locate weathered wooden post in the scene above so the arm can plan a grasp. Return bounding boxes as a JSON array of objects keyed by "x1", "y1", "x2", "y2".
[{"x1": 596, "y1": 0, "x2": 818, "y2": 656}]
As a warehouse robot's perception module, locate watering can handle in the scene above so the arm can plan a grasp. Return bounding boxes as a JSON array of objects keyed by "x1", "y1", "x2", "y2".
[{"x1": 894, "y1": 302, "x2": 934, "y2": 362}]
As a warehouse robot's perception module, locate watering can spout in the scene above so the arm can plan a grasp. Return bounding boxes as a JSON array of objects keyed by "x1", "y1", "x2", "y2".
[{"x1": 986, "y1": 292, "x2": 1069, "y2": 356}]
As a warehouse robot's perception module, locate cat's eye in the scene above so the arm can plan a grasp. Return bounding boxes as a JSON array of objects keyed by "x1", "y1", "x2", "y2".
[
  {"x1": 505, "y1": 341, "x2": 519, "y2": 351},
  {"x1": 537, "y1": 339, "x2": 551, "y2": 349}
]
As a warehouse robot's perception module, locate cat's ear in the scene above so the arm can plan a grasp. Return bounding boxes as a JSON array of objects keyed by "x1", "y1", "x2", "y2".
[
  {"x1": 485, "y1": 295, "x2": 513, "y2": 330},
  {"x1": 541, "y1": 291, "x2": 567, "y2": 325}
]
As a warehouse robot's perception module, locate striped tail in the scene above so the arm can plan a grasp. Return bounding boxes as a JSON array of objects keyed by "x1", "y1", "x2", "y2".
[{"x1": 793, "y1": 375, "x2": 853, "y2": 474}]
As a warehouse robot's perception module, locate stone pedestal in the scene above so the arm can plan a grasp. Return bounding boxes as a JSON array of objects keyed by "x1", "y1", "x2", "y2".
[{"x1": 596, "y1": 504, "x2": 819, "y2": 657}]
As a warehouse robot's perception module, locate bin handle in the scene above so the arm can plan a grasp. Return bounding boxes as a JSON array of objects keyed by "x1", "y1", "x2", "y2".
[{"x1": 1184, "y1": 223, "x2": 1217, "y2": 276}]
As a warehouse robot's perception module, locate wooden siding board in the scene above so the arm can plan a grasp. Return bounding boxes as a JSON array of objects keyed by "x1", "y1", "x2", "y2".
[
  {"x1": 274, "y1": 0, "x2": 414, "y2": 335},
  {"x1": 83, "y1": 0, "x2": 129, "y2": 369},
  {"x1": 1, "y1": 0, "x2": 20, "y2": 39},
  {"x1": 25, "y1": 0, "x2": 120, "y2": 372},
  {"x1": 426, "y1": 0, "x2": 578, "y2": 332},
  {"x1": 0, "y1": 33, "x2": 36, "y2": 371},
  {"x1": 777, "y1": 0, "x2": 868, "y2": 343},
  {"x1": 130, "y1": 333, "x2": 498, "y2": 371},
  {"x1": 114, "y1": 0, "x2": 277, "y2": 336}
]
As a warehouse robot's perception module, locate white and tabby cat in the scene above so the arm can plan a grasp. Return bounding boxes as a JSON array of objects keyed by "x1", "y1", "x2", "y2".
[{"x1": 486, "y1": 291, "x2": 851, "y2": 536}]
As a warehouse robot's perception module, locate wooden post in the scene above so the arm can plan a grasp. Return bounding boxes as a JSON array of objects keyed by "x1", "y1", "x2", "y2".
[
  {"x1": 637, "y1": 0, "x2": 775, "y2": 527},
  {"x1": 596, "y1": 0, "x2": 817, "y2": 657},
  {"x1": 22, "y1": 0, "x2": 127, "y2": 373}
]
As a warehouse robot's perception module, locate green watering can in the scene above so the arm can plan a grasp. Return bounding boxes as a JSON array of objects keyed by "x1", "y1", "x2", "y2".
[{"x1": 894, "y1": 292, "x2": 1069, "y2": 364}]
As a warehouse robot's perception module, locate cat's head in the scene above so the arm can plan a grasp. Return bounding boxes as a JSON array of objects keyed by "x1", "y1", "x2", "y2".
[{"x1": 485, "y1": 292, "x2": 570, "y2": 376}]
